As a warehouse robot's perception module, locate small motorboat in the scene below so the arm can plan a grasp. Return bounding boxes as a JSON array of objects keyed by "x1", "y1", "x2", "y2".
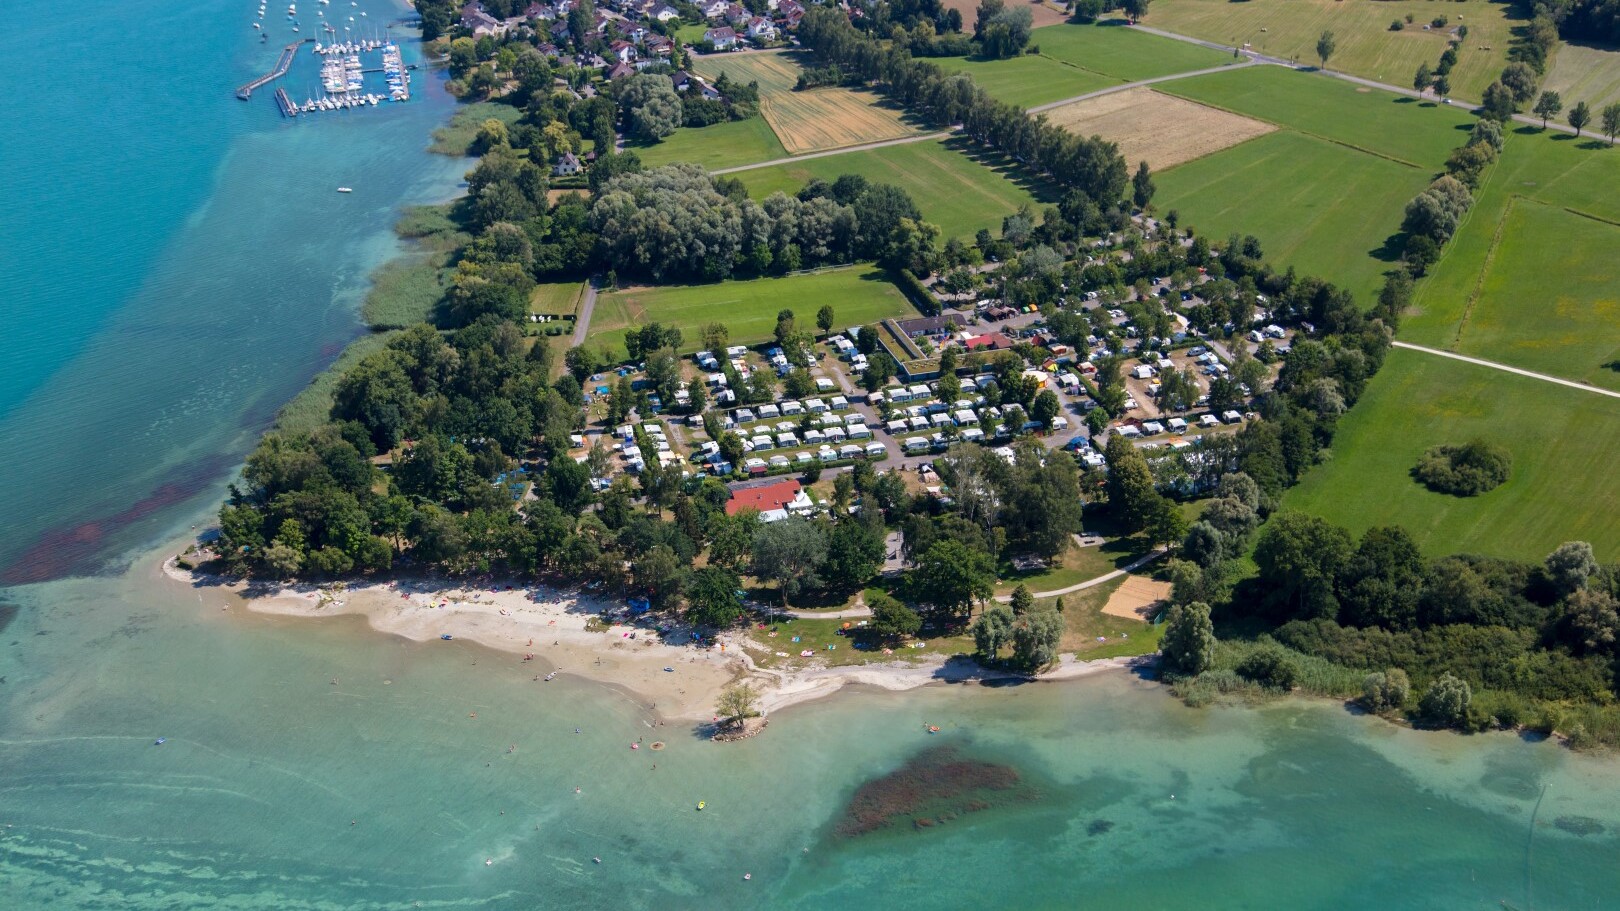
[
  {"x1": 696, "y1": 801, "x2": 706, "y2": 811},
  {"x1": 663, "y1": 666, "x2": 674, "y2": 673},
  {"x1": 336, "y1": 187, "x2": 352, "y2": 193},
  {"x1": 544, "y1": 672, "x2": 557, "y2": 681},
  {"x1": 439, "y1": 633, "x2": 453, "y2": 640},
  {"x1": 154, "y1": 737, "x2": 167, "y2": 746}
]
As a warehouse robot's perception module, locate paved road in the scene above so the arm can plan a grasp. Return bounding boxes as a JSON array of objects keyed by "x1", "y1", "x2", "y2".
[
  {"x1": 1025, "y1": 59, "x2": 1256, "y2": 113},
  {"x1": 1128, "y1": 23, "x2": 1585, "y2": 137},
  {"x1": 1392, "y1": 341, "x2": 1620, "y2": 400},
  {"x1": 570, "y1": 278, "x2": 600, "y2": 347}
]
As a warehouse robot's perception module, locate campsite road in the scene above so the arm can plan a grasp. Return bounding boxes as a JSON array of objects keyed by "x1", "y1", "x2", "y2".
[
  {"x1": 570, "y1": 278, "x2": 600, "y2": 348},
  {"x1": 1392, "y1": 341, "x2": 1620, "y2": 400},
  {"x1": 991, "y1": 549, "x2": 1166, "y2": 603}
]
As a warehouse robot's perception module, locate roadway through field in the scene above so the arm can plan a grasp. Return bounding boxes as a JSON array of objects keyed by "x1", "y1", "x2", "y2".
[{"x1": 1392, "y1": 341, "x2": 1620, "y2": 400}]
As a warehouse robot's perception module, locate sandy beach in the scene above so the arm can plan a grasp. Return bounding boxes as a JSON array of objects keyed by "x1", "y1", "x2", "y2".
[{"x1": 163, "y1": 557, "x2": 1150, "y2": 725}]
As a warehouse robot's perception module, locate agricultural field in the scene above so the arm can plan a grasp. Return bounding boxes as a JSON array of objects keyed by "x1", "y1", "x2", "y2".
[
  {"x1": 691, "y1": 51, "x2": 920, "y2": 155},
  {"x1": 1150, "y1": 0, "x2": 1519, "y2": 99},
  {"x1": 1030, "y1": 20, "x2": 1235, "y2": 82},
  {"x1": 1400, "y1": 127, "x2": 1620, "y2": 386},
  {"x1": 1043, "y1": 87, "x2": 1275, "y2": 169},
  {"x1": 584, "y1": 267, "x2": 918, "y2": 361},
  {"x1": 933, "y1": 54, "x2": 1116, "y2": 109},
  {"x1": 1156, "y1": 129, "x2": 1428, "y2": 303},
  {"x1": 1156, "y1": 64, "x2": 1473, "y2": 168},
  {"x1": 1283, "y1": 348, "x2": 1620, "y2": 561},
  {"x1": 629, "y1": 116, "x2": 786, "y2": 171},
  {"x1": 942, "y1": 0, "x2": 1070, "y2": 29},
  {"x1": 1543, "y1": 41, "x2": 1620, "y2": 111},
  {"x1": 728, "y1": 137, "x2": 1050, "y2": 240}
]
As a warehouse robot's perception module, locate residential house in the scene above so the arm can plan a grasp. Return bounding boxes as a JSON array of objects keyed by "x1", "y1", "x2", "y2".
[
  {"x1": 704, "y1": 26, "x2": 738, "y2": 49},
  {"x1": 746, "y1": 16, "x2": 776, "y2": 41},
  {"x1": 553, "y1": 152, "x2": 583, "y2": 176}
]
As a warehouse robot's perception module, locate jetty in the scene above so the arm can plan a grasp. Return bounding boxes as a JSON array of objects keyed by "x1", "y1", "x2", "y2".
[
  {"x1": 274, "y1": 87, "x2": 298, "y2": 118},
  {"x1": 236, "y1": 39, "x2": 311, "y2": 100}
]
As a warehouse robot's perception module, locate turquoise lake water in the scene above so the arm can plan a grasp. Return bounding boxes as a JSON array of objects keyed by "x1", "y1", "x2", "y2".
[{"x1": 3, "y1": 2, "x2": 1620, "y2": 907}]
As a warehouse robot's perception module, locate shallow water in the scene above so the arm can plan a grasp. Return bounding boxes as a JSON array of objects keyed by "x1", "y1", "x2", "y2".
[
  {"x1": 0, "y1": 0, "x2": 465, "y2": 580},
  {"x1": 4, "y1": 556, "x2": 1620, "y2": 909},
  {"x1": 4, "y1": 3, "x2": 1620, "y2": 908}
]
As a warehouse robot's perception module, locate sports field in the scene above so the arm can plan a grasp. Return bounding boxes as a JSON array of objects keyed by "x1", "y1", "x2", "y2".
[
  {"x1": 1543, "y1": 41, "x2": 1620, "y2": 113},
  {"x1": 729, "y1": 137, "x2": 1050, "y2": 240},
  {"x1": 585, "y1": 267, "x2": 918, "y2": 361},
  {"x1": 1283, "y1": 348, "x2": 1620, "y2": 561},
  {"x1": 691, "y1": 52, "x2": 920, "y2": 155},
  {"x1": 630, "y1": 116, "x2": 786, "y2": 171},
  {"x1": 933, "y1": 54, "x2": 1117, "y2": 109},
  {"x1": 1031, "y1": 21, "x2": 1235, "y2": 82},
  {"x1": 1156, "y1": 129, "x2": 1429, "y2": 303},
  {"x1": 1150, "y1": 0, "x2": 1519, "y2": 99},
  {"x1": 1156, "y1": 64, "x2": 1473, "y2": 168},
  {"x1": 1044, "y1": 87, "x2": 1275, "y2": 170}
]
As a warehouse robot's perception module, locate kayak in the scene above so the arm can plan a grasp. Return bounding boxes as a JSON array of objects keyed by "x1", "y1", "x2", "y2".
[
  {"x1": 440, "y1": 634, "x2": 453, "y2": 640},
  {"x1": 154, "y1": 738, "x2": 167, "y2": 746}
]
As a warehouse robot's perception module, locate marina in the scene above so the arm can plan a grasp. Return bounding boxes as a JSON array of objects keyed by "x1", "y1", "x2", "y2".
[
  {"x1": 235, "y1": 39, "x2": 309, "y2": 99},
  {"x1": 235, "y1": 26, "x2": 413, "y2": 117}
]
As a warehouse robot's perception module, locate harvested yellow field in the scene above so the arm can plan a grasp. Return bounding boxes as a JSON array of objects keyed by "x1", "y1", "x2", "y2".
[
  {"x1": 692, "y1": 51, "x2": 919, "y2": 155},
  {"x1": 1043, "y1": 87, "x2": 1275, "y2": 170}
]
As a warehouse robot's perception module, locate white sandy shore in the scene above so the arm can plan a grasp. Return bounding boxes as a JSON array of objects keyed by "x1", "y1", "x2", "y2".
[{"x1": 163, "y1": 558, "x2": 1150, "y2": 726}]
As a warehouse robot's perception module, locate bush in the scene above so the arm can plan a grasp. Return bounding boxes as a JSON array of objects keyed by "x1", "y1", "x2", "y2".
[
  {"x1": 1390, "y1": 20, "x2": 1404, "y2": 31},
  {"x1": 1420, "y1": 672, "x2": 1472, "y2": 728},
  {"x1": 1413, "y1": 439, "x2": 1511, "y2": 496},
  {"x1": 1362, "y1": 668, "x2": 1410, "y2": 712},
  {"x1": 1235, "y1": 646, "x2": 1301, "y2": 691}
]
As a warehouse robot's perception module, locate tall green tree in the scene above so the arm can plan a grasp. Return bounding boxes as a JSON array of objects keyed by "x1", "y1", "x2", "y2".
[
  {"x1": 1161, "y1": 601, "x2": 1215, "y2": 675},
  {"x1": 1533, "y1": 91, "x2": 1562, "y2": 129},
  {"x1": 1315, "y1": 30, "x2": 1336, "y2": 69},
  {"x1": 750, "y1": 517, "x2": 829, "y2": 606},
  {"x1": 913, "y1": 539, "x2": 996, "y2": 620},
  {"x1": 686, "y1": 566, "x2": 745, "y2": 628},
  {"x1": 1569, "y1": 100, "x2": 1592, "y2": 136}
]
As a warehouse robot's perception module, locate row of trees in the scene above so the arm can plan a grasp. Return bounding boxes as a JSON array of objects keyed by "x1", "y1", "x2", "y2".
[{"x1": 797, "y1": 7, "x2": 1130, "y2": 206}]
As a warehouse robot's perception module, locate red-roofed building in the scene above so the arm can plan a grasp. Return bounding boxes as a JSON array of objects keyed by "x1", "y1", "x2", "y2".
[
  {"x1": 725, "y1": 478, "x2": 808, "y2": 521},
  {"x1": 962, "y1": 332, "x2": 1014, "y2": 351}
]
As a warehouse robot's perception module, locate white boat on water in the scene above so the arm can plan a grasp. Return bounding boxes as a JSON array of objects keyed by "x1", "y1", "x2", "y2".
[{"x1": 337, "y1": 187, "x2": 352, "y2": 193}]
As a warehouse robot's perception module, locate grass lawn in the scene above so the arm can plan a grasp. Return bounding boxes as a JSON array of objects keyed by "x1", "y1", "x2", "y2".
[
  {"x1": 1544, "y1": 41, "x2": 1620, "y2": 111},
  {"x1": 529, "y1": 281, "x2": 585, "y2": 317},
  {"x1": 629, "y1": 116, "x2": 788, "y2": 171},
  {"x1": 1282, "y1": 348, "x2": 1620, "y2": 561},
  {"x1": 933, "y1": 54, "x2": 1119, "y2": 109},
  {"x1": 1402, "y1": 127, "x2": 1620, "y2": 380},
  {"x1": 1031, "y1": 20, "x2": 1235, "y2": 82},
  {"x1": 428, "y1": 102, "x2": 524, "y2": 156},
  {"x1": 1156, "y1": 129, "x2": 1429, "y2": 303},
  {"x1": 1157, "y1": 64, "x2": 1475, "y2": 169},
  {"x1": 994, "y1": 538, "x2": 1144, "y2": 596},
  {"x1": 1042, "y1": 579, "x2": 1165, "y2": 660},
  {"x1": 585, "y1": 266, "x2": 919, "y2": 361},
  {"x1": 1150, "y1": 0, "x2": 1521, "y2": 100},
  {"x1": 729, "y1": 137, "x2": 1050, "y2": 240}
]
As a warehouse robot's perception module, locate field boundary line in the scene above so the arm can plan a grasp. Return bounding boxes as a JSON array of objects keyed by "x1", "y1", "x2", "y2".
[
  {"x1": 1448, "y1": 192, "x2": 1517, "y2": 348},
  {"x1": 710, "y1": 130, "x2": 955, "y2": 175},
  {"x1": 1392, "y1": 341, "x2": 1620, "y2": 400},
  {"x1": 1562, "y1": 206, "x2": 1620, "y2": 228}
]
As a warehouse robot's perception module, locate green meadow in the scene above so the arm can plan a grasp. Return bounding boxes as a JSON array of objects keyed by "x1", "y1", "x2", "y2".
[
  {"x1": 585, "y1": 267, "x2": 918, "y2": 361},
  {"x1": 729, "y1": 138, "x2": 1049, "y2": 240},
  {"x1": 1401, "y1": 127, "x2": 1620, "y2": 387},
  {"x1": 933, "y1": 54, "x2": 1116, "y2": 109},
  {"x1": 1157, "y1": 65, "x2": 1472, "y2": 168},
  {"x1": 629, "y1": 116, "x2": 788, "y2": 171},
  {"x1": 1031, "y1": 21, "x2": 1234, "y2": 82},
  {"x1": 1283, "y1": 348, "x2": 1620, "y2": 561},
  {"x1": 1156, "y1": 129, "x2": 1428, "y2": 302}
]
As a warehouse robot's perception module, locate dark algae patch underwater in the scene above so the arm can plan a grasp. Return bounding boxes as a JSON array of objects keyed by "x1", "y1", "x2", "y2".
[{"x1": 836, "y1": 745, "x2": 1040, "y2": 837}]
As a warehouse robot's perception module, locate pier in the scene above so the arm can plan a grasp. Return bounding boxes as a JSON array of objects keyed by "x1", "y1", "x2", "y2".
[
  {"x1": 235, "y1": 39, "x2": 312, "y2": 100},
  {"x1": 274, "y1": 87, "x2": 298, "y2": 118}
]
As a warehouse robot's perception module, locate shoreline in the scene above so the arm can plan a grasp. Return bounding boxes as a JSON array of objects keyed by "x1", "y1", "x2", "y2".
[{"x1": 161, "y1": 557, "x2": 1151, "y2": 726}]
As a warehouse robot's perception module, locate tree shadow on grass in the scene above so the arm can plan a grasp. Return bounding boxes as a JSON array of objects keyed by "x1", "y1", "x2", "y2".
[{"x1": 939, "y1": 135, "x2": 1066, "y2": 207}]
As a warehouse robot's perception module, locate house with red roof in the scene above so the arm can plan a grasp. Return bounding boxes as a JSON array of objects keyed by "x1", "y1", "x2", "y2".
[{"x1": 725, "y1": 478, "x2": 811, "y2": 522}]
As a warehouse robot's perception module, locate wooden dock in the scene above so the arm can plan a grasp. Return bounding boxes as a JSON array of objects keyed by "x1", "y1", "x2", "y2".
[
  {"x1": 236, "y1": 39, "x2": 311, "y2": 100},
  {"x1": 274, "y1": 87, "x2": 298, "y2": 118}
]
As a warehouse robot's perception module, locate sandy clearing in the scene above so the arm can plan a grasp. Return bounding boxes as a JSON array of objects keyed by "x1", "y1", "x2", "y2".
[{"x1": 1101, "y1": 574, "x2": 1173, "y2": 621}]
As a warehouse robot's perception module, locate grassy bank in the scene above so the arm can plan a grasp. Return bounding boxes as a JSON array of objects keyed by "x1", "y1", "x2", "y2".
[{"x1": 428, "y1": 102, "x2": 525, "y2": 156}]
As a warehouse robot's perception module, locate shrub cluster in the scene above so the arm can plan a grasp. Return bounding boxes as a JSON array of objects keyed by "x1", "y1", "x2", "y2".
[{"x1": 1412, "y1": 439, "x2": 1512, "y2": 496}]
